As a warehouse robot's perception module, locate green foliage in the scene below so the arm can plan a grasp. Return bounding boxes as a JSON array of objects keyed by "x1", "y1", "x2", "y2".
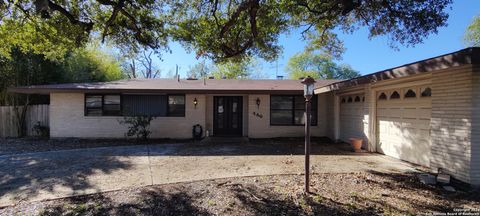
[
  {"x1": 0, "y1": 16, "x2": 88, "y2": 61},
  {"x1": 62, "y1": 47, "x2": 125, "y2": 83},
  {"x1": 286, "y1": 52, "x2": 360, "y2": 80},
  {"x1": 0, "y1": 0, "x2": 452, "y2": 62},
  {"x1": 0, "y1": 47, "x2": 124, "y2": 105},
  {"x1": 211, "y1": 57, "x2": 262, "y2": 79},
  {"x1": 0, "y1": 49, "x2": 63, "y2": 105},
  {"x1": 187, "y1": 61, "x2": 212, "y2": 79},
  {"x1": 33, "y1": 121, "x2": 50, "y2": 137},
  {"x1": 119, "y1": 115, "x2": 155, "y2": 140},
  {"x1": 464, "y1": 15, "x2": 480, "y2": 47}
]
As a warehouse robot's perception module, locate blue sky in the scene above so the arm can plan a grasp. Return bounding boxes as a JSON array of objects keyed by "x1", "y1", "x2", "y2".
[{"x1": 155, "y1": 1, "x2": 479, "y2": 78}]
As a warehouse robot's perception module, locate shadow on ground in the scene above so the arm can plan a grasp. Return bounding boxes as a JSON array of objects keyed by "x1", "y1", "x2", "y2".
[
  {"x1": 0, "y1": 152, "x2": 132, "y2": 201},
  {"x1": 24, "y1": 171, "x2": 479, "y2": 216},
  {"x1": 0, "y1": 137, "x2": 402, "y2": 207}
]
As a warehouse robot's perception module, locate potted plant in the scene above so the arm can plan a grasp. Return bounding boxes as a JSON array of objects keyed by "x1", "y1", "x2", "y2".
[{"x1": 349, "y1": 138, "x2": 363, "y2": 152}]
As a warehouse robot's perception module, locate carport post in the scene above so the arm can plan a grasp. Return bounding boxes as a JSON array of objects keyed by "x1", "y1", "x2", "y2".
[{"x1": 302, "y1": 77, "x2": 315, "y2": 194}]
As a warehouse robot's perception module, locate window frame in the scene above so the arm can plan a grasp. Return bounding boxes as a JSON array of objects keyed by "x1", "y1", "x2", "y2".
[
  {"x1": 404, "y1": 89, "x2": 417, "y2": 98},
  {"x1": 270, "y1": 95, "x2": 318, "y2": 126},
  {"x1": 84, "y1": 93, "x2": 187, "y2": 117},
  {"x1": 84, "y1": 94, "x2": 122, "y2": 117},
  {"x1": 167, "y1": 94, "x2": 186, "y2": 117},
  {"x1": 390, "y1": 91, "x2": 401, "y2": 99},
  {"x1": 421, "y1": 87, "x2": 432, "y2": 97}
]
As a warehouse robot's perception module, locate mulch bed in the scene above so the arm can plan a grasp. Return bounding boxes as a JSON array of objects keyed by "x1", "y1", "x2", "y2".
[{"x1": 1, "y1": 172, "x2": 478, "y2": 216}]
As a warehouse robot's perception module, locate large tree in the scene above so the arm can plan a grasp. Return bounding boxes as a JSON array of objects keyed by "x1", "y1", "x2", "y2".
[
  {"x1": 286, "y1": 51, "x2": 360, "y2": 80},
  {"x1": 186, "y1": 61, "x2": 212, "y2": 79},
  {"x1": 0, "y1": 46, "x2": 124, "y2": 106},
  {"x1": 62, "y1": 47, "x2": 125, "y2": 82},
  {"x1": 464, "y1": 15, "x2": 480, "y2": 47},
  {"x1": 0, "y1": 0, "x2": 452, "y2": 62},
  {"x1": 211, "y1": 57, "x2": 261, "y2": 79}
]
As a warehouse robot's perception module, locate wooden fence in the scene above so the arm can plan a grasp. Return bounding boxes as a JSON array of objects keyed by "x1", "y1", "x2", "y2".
[{"x1": 0, "y1": 105, "x2": 49, "y2": 137}]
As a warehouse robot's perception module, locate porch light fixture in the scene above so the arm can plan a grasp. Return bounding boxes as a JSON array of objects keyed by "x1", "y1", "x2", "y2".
[
  {"x1": 256, "y1": 98, "x2": 261, "y2": 109},
  {"x1": 301, "y1": 76, "x2": 316, "y2": 194},
  {"x1": 193, "y1": 98, "x2": 198, "y2": 109}
]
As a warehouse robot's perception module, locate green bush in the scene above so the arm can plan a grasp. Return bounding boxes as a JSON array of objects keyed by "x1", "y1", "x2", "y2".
[
  {"x1": 32, "y1": 121, "x2": 49, "y2": 137},
  {"x1": 119, "y1": 115, "x2": 155, "y2": 140}
]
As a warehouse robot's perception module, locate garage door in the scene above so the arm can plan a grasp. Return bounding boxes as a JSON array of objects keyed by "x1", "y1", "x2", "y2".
[
  {"x1": 340, "y1": 94, "x2": 366, "y2": 143},
  {"x1": 376, "y1": 86, "x2": 432, "y2": 167}
]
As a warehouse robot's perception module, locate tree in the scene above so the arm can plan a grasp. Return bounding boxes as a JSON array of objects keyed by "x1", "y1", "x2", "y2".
[
  {"x1": 62, "y1": 47, "x2": 125, "y2": 82},
  {"x1": 0, "y1": 46, "x2": 123, "y2": 136},
  {"x1": 211, "y1": 57, "x2": 261, "y2": 79},
  {"x1": 123, "y1": 50, "x2": 161, "y2": 79},
  {"x1": 464, "y1": 15, "x2": 480, "y2": 47},
  {"x1": 286, "y1": 52, "x2": 360, "y2": 80},
  {"x1": 0, "y1": 0, "x2": 452, "y2": 62},
  {"x1": 187, "y1": 61, "x2": 212, "y2": 79}
]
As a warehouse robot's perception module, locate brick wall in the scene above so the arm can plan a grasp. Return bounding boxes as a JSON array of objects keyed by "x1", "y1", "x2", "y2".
[
  {"x1": 50, "y1": 93, "x2": 206, "y2": 139},
  {"x1": 247, "y1": 94, "x2": 328, "y2": 138},
  {"x1": 471, "y1": 64, "x2": 480, "y2": 185},
  {"x1": 430, "y1": 65, "x2": 474, "y2": 183}
]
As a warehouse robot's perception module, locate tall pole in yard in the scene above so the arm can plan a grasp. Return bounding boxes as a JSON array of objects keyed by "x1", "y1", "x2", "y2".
[{"x1": 302, "y1": 76, "x2": 315, "y2": 194}]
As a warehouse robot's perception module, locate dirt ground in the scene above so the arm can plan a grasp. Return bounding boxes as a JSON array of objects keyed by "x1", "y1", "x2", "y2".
[
  {"x1": 0, "y1": 137, "x2": 191, "y2": 156},
  {"x1": 0, "y1": 137, "x2": 348, "y2": 156},
  {"x1": 1, "y1": 173, "x2": 478, "y2": 216},
  {"x1": 0, "y1": 138, "x2": 421, "y2": 207}
]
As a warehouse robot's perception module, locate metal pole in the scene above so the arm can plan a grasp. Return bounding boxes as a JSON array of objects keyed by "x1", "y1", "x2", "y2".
[{"x1": 305, "y1": 96, "x2": 312, "y2": 193}]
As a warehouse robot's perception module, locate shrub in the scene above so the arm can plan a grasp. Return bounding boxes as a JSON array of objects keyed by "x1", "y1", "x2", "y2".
[
  {"x1": 32, "y1": 121, "x2": 49, "y2": 137},
  {"x1": 119, "y1": 115, "x2": 155, "y2": 140}
]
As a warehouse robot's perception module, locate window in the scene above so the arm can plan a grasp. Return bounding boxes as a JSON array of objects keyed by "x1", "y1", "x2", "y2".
[
  {"x1": 270, "y1": 95, "x2": 317, "y2": 126},
  {"x1": 347, "y1": 97, "x2": 353, "y2": 103},
  {"x1": 103, "y1": 95, "x2": 121, "y2": 115},
  {"x1": 378, "y1": 92, "x2": 387, "y2": 100},
  {"x1": 85, "y1": 94, "x2": 121, "y2": 116},
  {"x1": 421, "y1": 87, "x2": 431, "y2": 97},
  {"x1": 122, "y1": 95, "x2": 167, "y2": 116},
  {"x1": 354, "y1": 96, "x2": 361, "y2": 102},
  {"x1": 390, "y1": 91, "x2": 400, "y2": 99},
  {"x1": 85, "y1": 94, "x2": 185, "y2": 117},
  {"x1": 168, "y1": 95, "x2": 186, "y2": 117},
  {"x1": 341, "y1": 98, "x2": 346, "y2": 103},
  {"x1": 404, "y1": 89, "x2": 416, "y2": 98}
]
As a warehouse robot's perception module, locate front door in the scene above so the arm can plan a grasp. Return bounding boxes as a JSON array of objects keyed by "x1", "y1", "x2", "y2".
[{"x1": 213, "y1": 96, "x2": 243, "y2": 136}]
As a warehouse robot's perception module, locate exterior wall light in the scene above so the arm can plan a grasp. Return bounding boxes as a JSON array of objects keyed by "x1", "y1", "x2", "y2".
[
  {"x1": 193, "y1": 98, "x2": 198, "y2": 108},
  {"x1": 256, "y1": 98, "x2": 261, "y2": 109}
]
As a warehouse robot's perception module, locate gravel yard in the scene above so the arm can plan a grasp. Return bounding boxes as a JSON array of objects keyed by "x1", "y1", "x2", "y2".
[{"x1": 1, "y1": 172, "x2": 478, "y2": 216}]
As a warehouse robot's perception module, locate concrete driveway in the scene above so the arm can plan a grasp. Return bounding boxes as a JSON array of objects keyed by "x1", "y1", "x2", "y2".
[{"x1": 0, "y1": 141, "x2": 421, "y2": 207}]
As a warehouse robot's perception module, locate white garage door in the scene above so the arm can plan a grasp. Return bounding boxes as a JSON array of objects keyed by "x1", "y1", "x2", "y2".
[
  {"x1": 340, "y1": 94, "x2": 366, "y2": 143},
  {"x1": 376, "y1": 86, "x2": 432, "y2": 167}
]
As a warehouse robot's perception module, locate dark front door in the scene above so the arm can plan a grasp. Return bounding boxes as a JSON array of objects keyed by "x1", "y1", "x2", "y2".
[{"x1": 214, "y1": 96, "x2": 243, "y2": 136}]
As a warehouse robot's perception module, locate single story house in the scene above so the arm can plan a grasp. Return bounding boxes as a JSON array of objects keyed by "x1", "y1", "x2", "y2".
[{"x1": 10, "y1": 47, "x2": 480, "y2": 185}]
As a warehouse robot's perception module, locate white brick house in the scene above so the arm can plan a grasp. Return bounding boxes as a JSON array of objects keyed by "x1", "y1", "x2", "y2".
[
  {"x1": 315, "y1": 47, "x2": 480, "y2": 185},
  {"x1": 10, "y1": 47, "x2": 480, "y2": 185}
]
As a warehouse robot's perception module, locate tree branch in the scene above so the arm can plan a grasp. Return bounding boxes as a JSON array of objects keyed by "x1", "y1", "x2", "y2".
[
  {"x1": 102, "y1": 0, "x2": 126, "y2": 42},
  {"x1": 46, "y1": 0, "x2": 93, "y2": 32}
]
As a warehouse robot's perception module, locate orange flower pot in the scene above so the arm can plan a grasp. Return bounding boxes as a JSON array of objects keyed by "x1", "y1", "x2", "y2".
[{"x1": 349, "y1": 138, "x2": 363, "y2": 152}]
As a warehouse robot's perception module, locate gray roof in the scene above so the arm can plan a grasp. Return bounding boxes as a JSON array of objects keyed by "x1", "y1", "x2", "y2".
[
  {"x1": 9, "y1": 79, "x2": 341, "y2": 94},
  {"x1": 315, "y1": 47, "x2": 480, "y2": 93}
]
